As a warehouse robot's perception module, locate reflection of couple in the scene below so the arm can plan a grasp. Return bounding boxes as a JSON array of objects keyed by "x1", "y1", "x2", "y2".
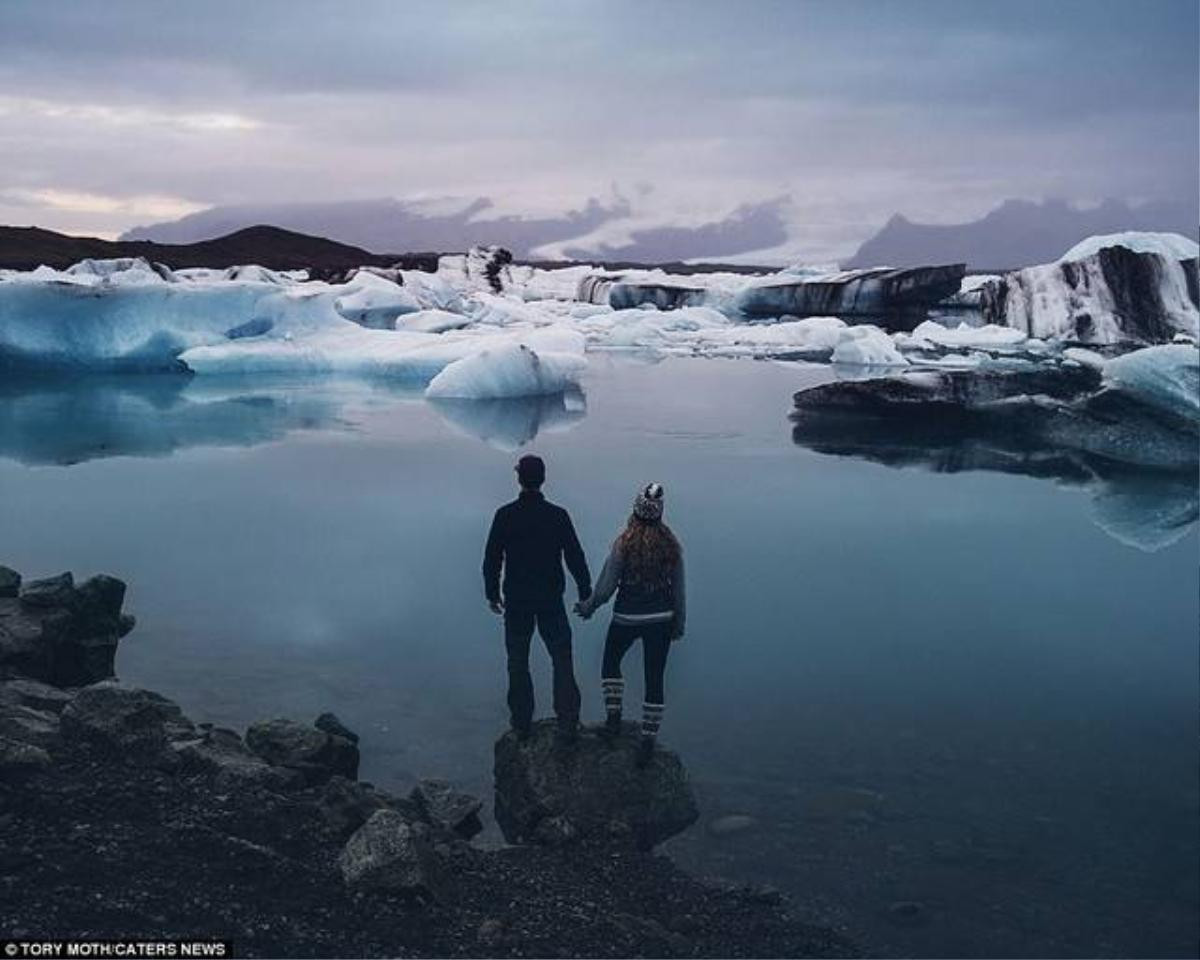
[{"x1": 483, "y1": 455, "x2": 686, "y2": 767}]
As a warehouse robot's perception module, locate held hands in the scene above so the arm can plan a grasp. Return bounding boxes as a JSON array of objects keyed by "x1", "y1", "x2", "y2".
[
  {"x1": 488, "y1": 599, "x2": 505, "y2": 615},
  {"x1": 573, "y1": 596, "x2": 593, "y2": 620}
]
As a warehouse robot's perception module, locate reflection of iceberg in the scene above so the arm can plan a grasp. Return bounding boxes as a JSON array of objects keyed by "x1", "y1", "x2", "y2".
[
  {"x1": 1089, "y1": 474, "x2": 1199, "y2": 552},
  {"x1": 0, "y1": 376, "x2": 343, "y2": 466},
  {"x1": 789, "y1": 407, "x2": 1198, "y2": 552},
  {"x1": 428, "y1": 389, "x2": 587, "y2": 451}
]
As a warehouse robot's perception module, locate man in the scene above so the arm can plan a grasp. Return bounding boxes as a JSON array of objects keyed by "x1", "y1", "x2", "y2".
[{"x1": 483, "y1": 454, "x2": 591, "y2": 743}]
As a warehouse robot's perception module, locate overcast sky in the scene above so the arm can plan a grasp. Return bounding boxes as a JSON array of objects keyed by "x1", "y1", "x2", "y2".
[{"x1": 0, "y1": 0, "x2": 1195, "y2": 258}]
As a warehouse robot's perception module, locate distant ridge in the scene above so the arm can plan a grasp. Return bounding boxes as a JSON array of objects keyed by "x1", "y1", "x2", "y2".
[
  {"x1": 846, "y1": 198, "x2": 1200, "y2": 271},
  {"x1": 0, "y1": 224, "x2": 436, "y2": 273}
]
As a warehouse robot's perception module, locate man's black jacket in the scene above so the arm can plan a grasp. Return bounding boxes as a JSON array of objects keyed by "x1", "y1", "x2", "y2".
[{"x1": 483, "y1": 490, "x2": 592, "y2": 610}]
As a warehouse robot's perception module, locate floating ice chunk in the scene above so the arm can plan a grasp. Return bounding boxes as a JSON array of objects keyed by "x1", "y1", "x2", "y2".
[
  {"x1": 1062, "y1": 347, "x2": 1107, "y2": 371},
  {"x1": 399, "y1": 270, "x2": 465, "y2": 313},
  {"x1": 425, "y1": 343, "x2": 586, "y2": 400},
  {"x1": 831, "y1": 326, "x2": 909, "y2": 366},
  {"x1": 1059, "y1": 232, "x2": 1199, "y2": 264},
  {"x1": 909, "y1": 320, "x2": 1027, "y2": 349},
  {"x1": 64, "y1": 257, "x2": 175, "y2": 284},
  {"x1": 400, "y1": 309, "x2": 474, "y2": 333},
  {"x1": 1103, "y1": 344, "x2": 1199, "y2": 422},
  {"x1": 333, "y1": 271, "x2": 421, "y2": 329}
]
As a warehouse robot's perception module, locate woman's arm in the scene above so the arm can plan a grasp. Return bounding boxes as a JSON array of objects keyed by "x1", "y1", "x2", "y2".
[
  {"x1": 577, "y1": 541, "x2": 622, "y2": 617},
  {"x1": 670, "y1": 552, "x2": 686, "y2": 638}
]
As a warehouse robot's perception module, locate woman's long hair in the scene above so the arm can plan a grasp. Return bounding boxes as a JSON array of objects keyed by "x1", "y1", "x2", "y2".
[{"x1": 617, "y1": 516, "x2": 680, "y2": 590}]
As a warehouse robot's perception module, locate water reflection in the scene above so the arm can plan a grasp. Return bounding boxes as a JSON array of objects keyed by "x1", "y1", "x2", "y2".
[
  {"x1": 791, "y1": 412, "x2": 1198, "y2": 551},
  {"x1": 0, "y1": 376, "x2": 587, "y2": 465},
  {"x1": 428, "y1": 389, "x2": 587, "y2": 451}
]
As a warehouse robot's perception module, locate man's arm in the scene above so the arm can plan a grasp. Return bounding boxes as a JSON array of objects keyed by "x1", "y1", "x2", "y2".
[
  {"x1": 482, "y1": 509, "x2": 506, "y2": 607},
  {"x1": 561, "y1": 511, "x2": 592, "y2": 601}
]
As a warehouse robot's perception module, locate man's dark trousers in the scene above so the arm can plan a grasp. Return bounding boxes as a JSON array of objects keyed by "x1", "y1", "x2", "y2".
[{"x1": 504, "y1": 600, "x2": 581, "y2": 730}]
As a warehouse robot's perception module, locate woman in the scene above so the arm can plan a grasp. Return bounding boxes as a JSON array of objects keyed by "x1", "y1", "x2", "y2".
[{"x1": 576, "y1": 482, "x2": 685, "y2": 767}]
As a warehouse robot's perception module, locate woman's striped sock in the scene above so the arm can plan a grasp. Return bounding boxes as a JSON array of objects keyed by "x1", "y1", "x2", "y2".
[
  {"x1": 641, "y1": 701, "x2": 665, "y2": 739},
  {"x1": 601, "y1": 678, "x2": 625, "y2": 717}
]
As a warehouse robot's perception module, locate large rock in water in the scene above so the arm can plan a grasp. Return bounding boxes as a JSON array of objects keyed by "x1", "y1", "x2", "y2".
[
  {"x1": 0, "y1": 568, "x2": 135, "y2": 686},
  {"x1": 980, "y1": 243, "x2": 1200, "y2": 344},
  {"x1": 494, "y1": 720, "x2": 699, "y2": 850}
]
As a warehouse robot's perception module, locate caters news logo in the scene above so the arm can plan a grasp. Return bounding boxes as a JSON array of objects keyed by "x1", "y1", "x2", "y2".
[{"x1": 1, "y1": 943, "x2": 231, "y2": 958}]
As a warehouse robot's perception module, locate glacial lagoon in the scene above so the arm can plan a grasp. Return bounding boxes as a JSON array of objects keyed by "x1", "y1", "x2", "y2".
[{"x1": 1, "y1": 355, "x2": 1196, "y2": 958}]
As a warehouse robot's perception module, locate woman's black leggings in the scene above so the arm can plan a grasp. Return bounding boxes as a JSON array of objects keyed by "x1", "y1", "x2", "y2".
[{"x1": 601, "y1": 620, "x2": 672, "y2": 703}]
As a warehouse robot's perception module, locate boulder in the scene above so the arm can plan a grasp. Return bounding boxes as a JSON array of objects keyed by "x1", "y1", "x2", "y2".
[
  {"x1": 318, "y1": 776, "x2": 421, "y2": 838},
  {"x1": 60, "y1": 681, "x2": 195, "y2": 767},
  {"x1": 0, "y1": 566, "x2": 20, "y2": 598},
  {"x1": 493, "y1": 720, "x2": 699, "y2": 850},
  {"x1": 170, "y1": 726, "x2": 302, "y2": 790},
  {"x1": 409, "y1": 778, "x2": 483, "y2": 840},
  {"x1": 245, "y1": 717, "x2": 359, "y2": 784},
  {"x1": 19, "y1": 572, "x2": 77, "y2": 609},
  {"x1": 337, "y1": 809, "x2": 445, "y2": 899},
  {"x1": 0, "y1": 567, "x2": 134, "y2": 686}
]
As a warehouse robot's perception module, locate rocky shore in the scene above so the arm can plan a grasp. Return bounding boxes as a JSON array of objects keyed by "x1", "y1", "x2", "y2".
[{"x1": 0, "y1": 564, "x2": 854, "y2": 959}]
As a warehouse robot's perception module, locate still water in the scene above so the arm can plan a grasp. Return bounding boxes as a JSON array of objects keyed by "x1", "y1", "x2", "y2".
[{"x1": 1, "y1": 356, "x2": 1196, "y2": 958}]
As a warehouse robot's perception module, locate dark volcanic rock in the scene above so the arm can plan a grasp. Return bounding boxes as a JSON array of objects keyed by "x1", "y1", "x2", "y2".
[
  {"x1": 494, "y1": 719, "x2": 699, "y2": 850},
  {"x1": 0, "y1": 701, "x2": 61, "y2": 749},
  {"x1": 0, "y1": 677, "x2": 75, "y2": 713},
  {"x1": 410, "y1": 777, "x2": 484, "y2": 840},
  {"x1": 246, "y1": 716, "x2": 360, "y2": 784},
  {"x1": 0, "y1": 566, "x2": 20, "y2": 598},
  {"x1": 318, "y1": 775, "x2": 419, "y2": 837},
  {"x1": 60, "y1": 682, "x2": 196, "y2": 767},
  {"x1": 315, "y1": 711, "x2": 359, "y2": 744},
  {"x1": 0, "y1": 566, "x2": 134, "y2": 686},
  {"x1": 337, "y1": 809, "x2": 446, "y2": 899},
  {"x1": 170, "y1": 726, "x2": 302, "y2": 790},
  {"x1": 19, "y1": 572, "x2": 77, "y2": 609}
]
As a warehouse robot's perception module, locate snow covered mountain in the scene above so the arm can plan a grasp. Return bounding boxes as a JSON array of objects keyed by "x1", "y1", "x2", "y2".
[
  {"x1": 846, "y1": 198, "x2": 1198, "y2": 271},
  {"x1": 121, "y1": 195, "x2": 793, "y2": 265}
]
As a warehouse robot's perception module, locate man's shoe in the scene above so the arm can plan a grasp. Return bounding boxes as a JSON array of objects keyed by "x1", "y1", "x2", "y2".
[
  {"x1": 635, "y1": 735, "x2": 655, "y2": 769},
  {"x1": 555, "y1": 720, "x2": 579, "y2": 749}
]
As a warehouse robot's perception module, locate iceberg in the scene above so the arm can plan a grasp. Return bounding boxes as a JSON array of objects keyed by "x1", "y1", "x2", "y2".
[
  {"x1": 830, "y1": 326, "x2": 909, "y2": 366},
  {"x1": 428, "y1": 390, "x2": 586, "y2": 450},
  {"x1": 736, "y1": 264, "x2": 966, "y2": 323},
  {"x1": 980, "y1": 233, "x2": 1200, "y2": 344},
  {"x1": 1059, "y1": 232, "x2": 1199, "y2": 264},
  {"x1": 1102, "y1": 344, "x2": 1199, "y2": 424},
  {"x1": 425, "y1": 342, "x2": 586, "y2": 400},
  {"x1": 332, "y1": 271, "x2": 421, "y2": 329}
]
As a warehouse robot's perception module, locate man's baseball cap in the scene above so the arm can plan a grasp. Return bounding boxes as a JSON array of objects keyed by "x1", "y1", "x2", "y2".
[{"x1": 516, "y1": 454, "x2": 546, "y2": 485}]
